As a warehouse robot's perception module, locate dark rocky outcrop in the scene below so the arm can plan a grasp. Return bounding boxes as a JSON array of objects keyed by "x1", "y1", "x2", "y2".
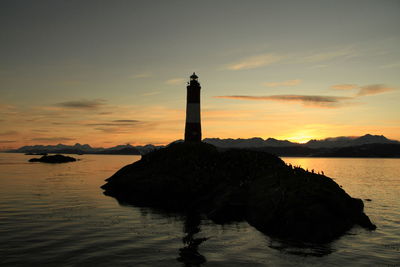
[
  {"x1": 29, "y1": 154, "x2": 77, "y2": 163},
  {"x1": 101, "y1": 142, "x2": 376, "y2": 243}
]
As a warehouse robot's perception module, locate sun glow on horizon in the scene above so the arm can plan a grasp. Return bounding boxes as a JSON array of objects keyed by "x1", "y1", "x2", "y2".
[
  {"x1": 279, "y1": 131, "x2": 324, "y2": 144},
  {"x1": 286, "y1": 136, "x2": 314, "y2": 144}
]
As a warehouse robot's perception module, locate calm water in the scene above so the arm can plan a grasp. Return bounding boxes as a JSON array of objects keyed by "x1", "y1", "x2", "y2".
[{"x1": 0, "y1": 153, "x2": 399, "y2": 266}]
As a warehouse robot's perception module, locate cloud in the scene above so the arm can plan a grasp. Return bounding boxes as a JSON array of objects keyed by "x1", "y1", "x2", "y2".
[
  {"x1": 142, "y1": 91, "x2": 160, "y2": 96},
  {"x1": 331, "y1": 83, "x2": 394, "y2": 96},
  {"x1": 225, "y1": 53, "x2": 283, "y2": 70},
  {"x1": 379, "y1": 62, "x2": 400, "y2": 69},
  {"x1": 215, "y1": 82, "x2": 394, "y2": 108},
  {"x1": 31, "y1": 137, "x2": 75, "y2": 142},
  {"x1": 112, "y1": 120, "x2": 140, "y2": 123},
  {"x1": 91, "y1": 120, "x2": 157, "y2": 134},
  {"x1": 0, "y1": 130, "x2": 18, "y2": 136},
  {"x1": 331, "y1": 84, "x2": 358, "y2": 90},
  {"x1": 223, "y1": 46, "x2": 355, "y2": 71},
  {"x1": 165, "y1": 78, "x2": 185, "y2": 85},
  {"x1": 302, "y1": 47, "x2": 356, "y2": 63},
  {"x1": 31, "y1": 129, "x2": 51, "y2": 133},
  {"x1": 85, "y1": 120, "x2": 141, "y2": 127},
  {"x1": 357, "y1": 84, "x2": 394, "y2": 96},
  {"x1": 0, "y1": 104, "x2": 16, "y2": 111},
  {"x1": 0, "y1": 140, "x2": 16, "y2": 143},
  {"x1": 93, "y1": 127, "x2": 125, "y2": 133},
  {"x1": 131, "y1": 73, "x2": 151, "y2": 79},
  {"x1": 83, "y1": 119, "x2": 149, "y2": 133},
  {"x1": 214, "y1": 95, "x2": 353, "y2": 108},
  {"x1": 263, "y1": 79, "x2": 302, "y2": 87},
  {"x1": 56, "y1": 99, "x2": 106, "y2": 109},
  {"x1": 309, "y1": 64, "x2": 328, "y2": 69}
]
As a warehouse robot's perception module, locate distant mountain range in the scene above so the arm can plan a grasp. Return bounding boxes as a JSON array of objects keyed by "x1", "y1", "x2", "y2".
[
  {"x1": 203, "y1": 134, "x2": 400, "y2": 157},
  {"x1": 7, "y1": 143, "x2": 162, "y2": 155},
  {"x1": 203, "y1": 134, "x2": 399, "y2": 149},
  {"x1": 6, "y1": 134, "x2": 400, "y2": 157}
]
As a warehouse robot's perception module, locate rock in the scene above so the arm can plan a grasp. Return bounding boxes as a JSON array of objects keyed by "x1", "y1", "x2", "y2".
[
  {"x1": 101, "y1": 142, "x2": 376, "y2": 243},
  {"x1": 29, "y1": 154, "x2": 77, "y2": 163}
]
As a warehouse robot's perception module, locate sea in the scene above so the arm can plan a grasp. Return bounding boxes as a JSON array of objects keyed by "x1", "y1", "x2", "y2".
[{"x1": 0, "y1": 153, "x2": 399, "y2": 266}]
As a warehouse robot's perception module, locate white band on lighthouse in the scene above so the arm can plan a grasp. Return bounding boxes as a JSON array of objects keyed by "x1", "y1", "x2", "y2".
[{"x1": 186, "y1": 103, "x2": 201, "y2": 123}]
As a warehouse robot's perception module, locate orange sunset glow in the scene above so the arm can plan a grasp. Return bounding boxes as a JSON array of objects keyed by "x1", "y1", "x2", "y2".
[
  {"x1": 1, "y1": 2, "x2": 400, "y2": 266},
  {"x1": 0, "y1": 1, "x2": 399, "y2": 149}
]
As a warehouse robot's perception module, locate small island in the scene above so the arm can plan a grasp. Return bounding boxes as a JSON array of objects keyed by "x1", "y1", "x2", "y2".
[
  {"x1": 101, "y1": 142, "x2": 376, "y2": 243},
  {"x1": 29, "y1": 154, "x2": 77, "y2": 163}
]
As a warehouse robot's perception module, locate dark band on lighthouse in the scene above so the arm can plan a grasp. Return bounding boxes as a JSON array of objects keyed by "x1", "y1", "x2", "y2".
[{"x1": 185, "y1": 72, "x2": 202, "y2": 142}]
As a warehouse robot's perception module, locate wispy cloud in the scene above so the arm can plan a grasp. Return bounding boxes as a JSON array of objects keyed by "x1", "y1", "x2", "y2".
[
  {"x1": 165, "y1": 78, "x2": 185, "y2": 85},
  {"x1": 225, "y1": 53, "x2": 283, "y2": 70},
  {"x1": 302, "y1": 47, "x2": 356, "y2": 63},
  {"x1": 309, "y1": 64, "x2": 328, "y2": 69},
  {"x1": 89, "y1": 120, "x2": 157, "y2": 133},
  {"x1": 31, "y1": 137, "x2": 75, "y2": 142},
  {"x1": 331, "y1": 83, "x2": 394, "y2": 96},
  {"x1": 214, "y1": 95, "x2": 353, "y2": 108},
  {"x1": 223, "y1": 46, "x2": 357, "y2": 71},
  {"x1": 112, "y1": 120, "x2": 140, "y2": 123},
  {"x1": 215, "y1": 82, "x2": 395, "y2": 108},
  {"x1": 31, "y1": 129, "x2": 51, "y2": 133},
  {"x1": 131, "y1": 73, "x2": 152, "y2": 79},
  {"x1": 84, "y1": 119, "x2": 142, "y2": 127},
  {"x1": 331, "y1": 84, "x2": 358, "y2": 90},
  {"x1": 56, "y1": 99, "x2": 106, "y2": 109},
  {"x1": 0, "y1": 140, "x2": 16, "y2": 143},
  {"x1": 0, "y1": 130, "x2": 18, "y2": 136},
  {"x1": 263, "y1": 79, "x2": 302, "y2": 87},
  {"x1": 379, "y1": 62, "x2": 400, "y2": 69},
  {"x1": 142, "y1": 91, "x2": 160, "y2": 96},
  {"x1": 0, "y1": 104, "x2": 16, "y2": 111},
  {"x1": 357, "y1": 84, "x2": 394, "y2": 96}
]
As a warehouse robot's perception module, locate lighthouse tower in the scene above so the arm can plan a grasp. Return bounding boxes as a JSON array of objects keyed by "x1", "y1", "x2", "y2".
[{"x1": 184, "y1": 72, "x2": 202, "y2": 142}]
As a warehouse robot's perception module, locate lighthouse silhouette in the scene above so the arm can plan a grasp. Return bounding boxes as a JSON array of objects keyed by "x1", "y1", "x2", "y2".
[{"x1": 184, "y1": 72, "x2": 202, "y2": 142}]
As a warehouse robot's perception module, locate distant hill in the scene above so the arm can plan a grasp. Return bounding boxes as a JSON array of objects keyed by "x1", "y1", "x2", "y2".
[
  {"x1": 7, "y1": 143, "x2": 162, "y2": 155},
  {"x1": 6, "y1": 134, "x2": 400, "y2": 157},
  {"x1": 312, "y1": 143, "x2": 400, "y2": 158},
  {"x1": 250, "y1": 143, "x2": 400, "y2": 158},
  {"x1": 305, "y1": 134, "x2": 399, "y2": 148},
  {"x1": 203, "y1": 137, "x2": 298, "y2": 148},
  {"x1": 204, "y1": 134, "x2": 399, "y2": 149},
  {"x1": 203, "y1": 134, "x2": 400, "y2": 157}
]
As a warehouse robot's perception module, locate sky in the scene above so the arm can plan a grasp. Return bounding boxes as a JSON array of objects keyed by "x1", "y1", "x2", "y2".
[{"x1": 1, "y1": 0, "x2": 399, "y2": 148}]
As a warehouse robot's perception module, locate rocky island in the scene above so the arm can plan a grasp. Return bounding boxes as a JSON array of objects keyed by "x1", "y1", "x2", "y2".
[
  {"x1": 29, "y1": 154, "x2": 77, "y2": 163},
  {"x1": 101, "y1": 142, "x2": 376, "y2": 243}
]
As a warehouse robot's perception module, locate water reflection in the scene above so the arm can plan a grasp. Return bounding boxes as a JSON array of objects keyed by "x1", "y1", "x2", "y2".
[
  {"x1": 117, "y1": 198, "x2": 334, "y2": 263},
  {"x1": 268, "y1": 237, "x2": 334, "y2": 257},
  {"x1": 2, "y1": 154, "x2": 399, "y2": 265},
  {"x1": 177, "y1": 213, "x2": 208, "y2": 266},
  {"x1": 115, "y1": 199, "x2": 209, "y2": 266}
]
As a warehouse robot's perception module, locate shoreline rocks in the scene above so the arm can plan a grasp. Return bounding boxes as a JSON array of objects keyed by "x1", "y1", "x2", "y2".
[{"x1": 101, "y1": 142, "x2": 376, "y2": 243}]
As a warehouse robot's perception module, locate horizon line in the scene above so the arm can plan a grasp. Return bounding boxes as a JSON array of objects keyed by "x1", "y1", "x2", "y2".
[{"x1": 2, "y1": 133, "x2": 396, "y2": 151}]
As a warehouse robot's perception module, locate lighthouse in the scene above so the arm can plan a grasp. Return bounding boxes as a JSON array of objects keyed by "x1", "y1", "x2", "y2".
[{"x1": 184, "y1": 72, "x2": 202, "y2": 142}]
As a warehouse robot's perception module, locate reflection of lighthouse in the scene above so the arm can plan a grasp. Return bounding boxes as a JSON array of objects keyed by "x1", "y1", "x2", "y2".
[{"x1": 185, "y1": 72, "x2": 202, "y2": 142}]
